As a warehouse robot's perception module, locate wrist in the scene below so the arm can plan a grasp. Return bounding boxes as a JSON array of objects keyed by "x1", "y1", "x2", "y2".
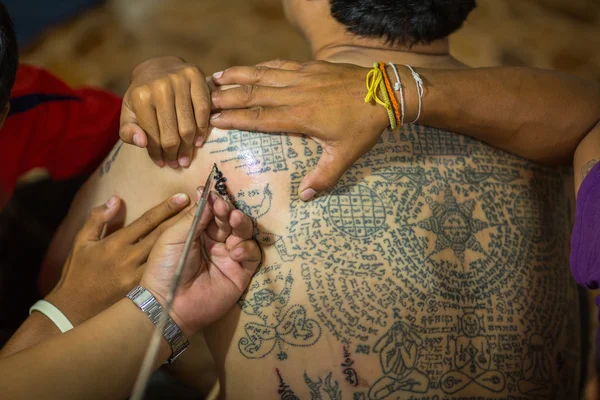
[
  {"x1": 143, "y1": 285, "x2": 199, "y2": 338},
  {"x1": 44, "y1": 290, "x2": 86, "y2": 327},
  {"x1": 131, "y1": 56, "x2": 187, "y2": 82}
]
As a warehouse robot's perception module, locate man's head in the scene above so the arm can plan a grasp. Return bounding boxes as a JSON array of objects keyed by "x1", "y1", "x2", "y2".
[
  {"x1": 0, "y1": 1, "x2": 17, "y2": 126},
  {"x1": 283, "y1": 0, "x2": 475, "y2": 50}
]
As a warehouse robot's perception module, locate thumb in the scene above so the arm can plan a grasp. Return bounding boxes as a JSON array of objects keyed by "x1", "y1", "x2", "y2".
[
  {"x1": 298, "y1": 152, "x2": 351, "y2": 201},
  {"x1": 165, "y1": 186, "x2": 215, "y2": 242},
  {"x1": 119, "y1": 102, "x2": 148, "y2": 148},
  {"x1": 77, "y1": 196, "x2": 121, "y2": 243}
]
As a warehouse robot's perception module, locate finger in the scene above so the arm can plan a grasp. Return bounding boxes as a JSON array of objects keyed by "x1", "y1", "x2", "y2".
[
  {"x1": 207, "y1": 193, "x2": 232, "y2": 242},
  {"x1": 210, "y1": 107, "x2": 298, "y2": 133},
  {"x1": 225, "y1": 210, "x2": 254, "y2": 250},
  {"x1": 212, "y1": 65, "x2": 296, "y2": 87},
  {"x1": 298, "y1": 151, "x2": 354, "y2": 201},
  {"x1": 256, "y1": 59, "x2": 303, "y2": 70},
  {"x1": 76, "y1": 196, "x2": 121, "y2": 243},
  {"x1": 120, "y1": 102, "x2": 148, "y2": 148},
  {"x1": 115, "y1": 193, "x2": 190, "y2": 243},
  {"x1": 211, "y1": 85, "x2": 289, "y2": 110},
  {"x1": 230, "y1": 239, "x2": 262, "y2": 274},
  {"x1": 155, "y1": 84, "x2": 181, "y2": 168},
  {"x1": 135, "y1": 207, "x2": 187, "y2": 259},
  {"x1": 130, "y1": 89, "x2": 164, "y2": 167},
  {"x1": 173, "y1": 80, "x2": 196, "y2": 167},
  {"x1": 190, "y1": 74, "x2": 211, "y2": 148}
]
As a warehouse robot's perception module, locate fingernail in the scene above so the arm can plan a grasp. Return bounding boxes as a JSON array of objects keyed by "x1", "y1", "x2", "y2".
[
  {"x1": 155, "y1": 159, "x2": 165, "y2": 167},
  {"x1": 195, "y1": 137, "x2": 204, "y2": 147},
  {"x1": 211, "y1": 113, "x2": 221, "y2": 120},
  {"x1": 300, "y1": 188, "x2": 316, "y2": 201},
  {"x1": 233, "y1": 248, "x2": 244, "y2": 258},
  {"x1": 171, "y1": 193, "x2": 189, "y2": 205},
  {"x1": 133, "y1": 133, "x2": 143, "y2": 147},
  {"x1": 168, "y1": 161, "x2": 179, "y2": 169},
  {"x1": 179, "y1": 157, "x2": 190, "y2": 167},
  {"x1": 213, "y1": 71, "x2": 223, "y2": 79},
  {"x1": 105, "y1": 196, "x2": 118, "y2": 208},
  {"x1": 209, "y1": 192, "x2": 220, "y2": 205},
  {"x1": 196, "y1": 187, "x2": 204, "y2": 202}
]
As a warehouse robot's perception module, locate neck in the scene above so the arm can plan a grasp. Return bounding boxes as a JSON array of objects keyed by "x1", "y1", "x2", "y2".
[{"x1": 312, "y1": 37, "x2": 463, "y2": 69}]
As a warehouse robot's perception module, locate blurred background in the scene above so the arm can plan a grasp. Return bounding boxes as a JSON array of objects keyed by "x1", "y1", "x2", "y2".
[
  {"x1": 7, "y1": 0, "x2": 600, "y2": 91},
  {"x1": 2, "y1": 0, "x2": 599, "y2": 398}
]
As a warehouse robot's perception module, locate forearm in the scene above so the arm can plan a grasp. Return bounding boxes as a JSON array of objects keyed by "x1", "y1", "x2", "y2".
[
  {"x1": 0, "y1": 312, "x2": 60, "y2": 358},
  {"x1": 0, "y1": 299, "x2": 170, "y2": 400},
  {"x1": 574, "y1": 121, "x2": 600, "y2": 195},
  {"x1": 400, "y1": 66, "x2": 600, "y2": 165}
]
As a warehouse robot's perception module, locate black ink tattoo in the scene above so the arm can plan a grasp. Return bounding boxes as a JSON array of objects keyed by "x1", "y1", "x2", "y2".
[
  {"x1": 341, "y1": 346, "x2": 359, "y2": 387},
  {"x1": 238, "y1": 270, "x2": 322, "y2": 360},
  {"x1": 213, "y1": 163, "x2": 229, "y2": 197},
  {"x1": 581, "y1": 159, "x2": 598, "y2": 180},
  {"x1": 518, "y1": 333, "x2": 554, "y2": 396},
  {"x1": 276, "y1": 369, "x2": 300, "y2": 400},
  {"x1": 234, "y1": 184, "x2": 272, "y2": 220},
  {"x1": 304, "y1": 372, "x2": 342, "y2": 400},
  {"x1": 440, "y1": 310, "x2": 505, "y2": 394},
  {"x1": 99, "y1": 141, "x2": 123, "y2": 177},
  {"x1": 417, "y1": 186, "x2": 488, "y2": 263},
  {"x1": 208, "y1": 130, "x2": 288, "y2": 174},
  {"x1": 369, "y1": 321, "x2": 430, "y2": 398},
  {"x1": 203, "y1": 124, "x2": 578, "y2": 397}
]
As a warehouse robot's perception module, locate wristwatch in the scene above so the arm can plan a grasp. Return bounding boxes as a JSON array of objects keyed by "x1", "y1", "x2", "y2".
[{"x1": 126, "y1": 286, "x2": 189, "y2": 364}]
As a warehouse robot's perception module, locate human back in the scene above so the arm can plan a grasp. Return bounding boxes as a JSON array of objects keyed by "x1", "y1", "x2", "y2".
[{"x1": 42, "y1": 120, "x2": 578, "y2": 399}]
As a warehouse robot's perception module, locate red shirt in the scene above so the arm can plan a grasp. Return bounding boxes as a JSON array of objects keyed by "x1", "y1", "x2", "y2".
[{"x1": 0, "y1": 64, "x2": 121, "y2": 202}]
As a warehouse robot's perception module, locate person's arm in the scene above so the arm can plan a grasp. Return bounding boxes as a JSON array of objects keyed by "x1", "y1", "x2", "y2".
[
  {"x1": 0, "y1": 299, "x2": 171, "y2": 400},
  {"x1": 0, "y1": 188, "x2": 260, "y2": 400},
  {"x1": 1, "y1": 192, "x2": 190, "y2": 357},
  {"x1": 208, "y1": 61, "x2": 600, "y2": 199},
  {"x1": 574, "y1": 121, "x2": 600, "y2": 195}
]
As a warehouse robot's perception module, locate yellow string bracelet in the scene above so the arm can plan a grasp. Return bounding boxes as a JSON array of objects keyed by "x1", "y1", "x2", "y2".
[{"x1": 365, "y1": 62, "x2": 396, "y2": 129}]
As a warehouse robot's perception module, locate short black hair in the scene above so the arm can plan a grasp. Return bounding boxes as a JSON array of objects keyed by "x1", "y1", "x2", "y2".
[
  {"x1": 330, "y1": 0, "x2": 476, "y2": 45},
  {"x1": 0, "y1": 1, "x2": 17, "y2": 111}
]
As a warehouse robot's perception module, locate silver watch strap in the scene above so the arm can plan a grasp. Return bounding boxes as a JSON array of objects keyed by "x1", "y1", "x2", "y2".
[{"x1": 126, "y1": 286, "x2": 189, "y2": 364}]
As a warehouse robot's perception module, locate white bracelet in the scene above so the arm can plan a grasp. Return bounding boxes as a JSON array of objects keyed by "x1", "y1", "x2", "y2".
[
  {"x1": 404, "y1": 64, "x2": 424, "y2": 124},
  {"x1": 388, "y1": 62, "x2": 405, "y2": 127},
  {"x1": 29, "y1": 300, "x2": 74, "y2": 333}
]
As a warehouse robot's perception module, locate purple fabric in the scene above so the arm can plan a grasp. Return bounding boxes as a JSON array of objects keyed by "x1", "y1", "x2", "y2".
[
  {"x1": 571, "y1": 161, "x2": 600, "y2": 289},
  {"x1": 571, "y1": 161, "x2": 600, "y2": 367}
]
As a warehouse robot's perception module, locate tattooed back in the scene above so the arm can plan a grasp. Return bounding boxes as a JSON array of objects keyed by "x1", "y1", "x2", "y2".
[{"x1": 43, "y1": 124, "x2": 579, "y2": 399}]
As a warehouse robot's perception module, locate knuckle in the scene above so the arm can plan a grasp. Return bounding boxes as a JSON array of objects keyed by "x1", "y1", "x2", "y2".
[
  {"x1": 180, "y1": 127, "x2": 196, "y2": 141},
  {"x1": 252, "y1": 66, "x2": 270, "y2": 80},
  {"x1": 240, "y1": 84, "x2": 256, "y2": 101},
  {"x1": 169, "y1": 74, "x2": 186, "y2": 88},
  {"x1": 249, "y1": 106, "x2": 264, "y2": 121},
  {"x1": 161, "y1": 136, "x2": 180, "y2": 151},
  {"x1": 131, "y1": 86, "x2": 152, "y2": 103},
  {"x1": 182, "y1": 65, "x2": 202, "y2": 78},
  {"x1": 139, "y1": 211, "x2": 155, "y2": 227},
  {"x1": 155, "y1": 80, "x2": 171, "y2": 94}
]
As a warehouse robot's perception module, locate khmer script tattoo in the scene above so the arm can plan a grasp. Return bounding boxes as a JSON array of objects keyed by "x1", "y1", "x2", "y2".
[{"x1": 206, "y1": 125, "x2": 579, "y2": 398}]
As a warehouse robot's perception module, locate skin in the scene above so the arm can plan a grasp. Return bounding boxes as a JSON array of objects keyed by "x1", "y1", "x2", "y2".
[
  {"x1": 44, "y1": 0, "x2": 600, "y2": 398},
  {"x1": 0, "y1": 188, "x2": 260, "y2": 399}
]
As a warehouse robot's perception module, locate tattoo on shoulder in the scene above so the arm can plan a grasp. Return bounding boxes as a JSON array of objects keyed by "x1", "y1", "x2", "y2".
[
  {"x1": 99, "y1": 141, "x2": 124, "y2": 177},
  {"x1": 581, "y1": 159, "x2": 598, "y2": 179}
]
